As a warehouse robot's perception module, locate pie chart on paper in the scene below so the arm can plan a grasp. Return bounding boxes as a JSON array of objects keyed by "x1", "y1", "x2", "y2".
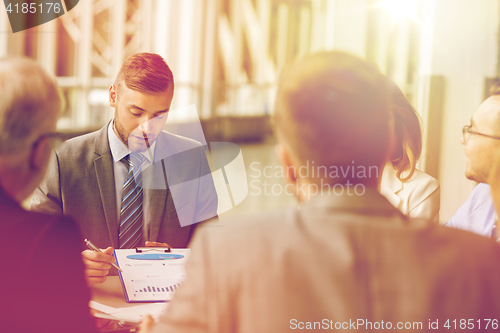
[{"x1": 126, "y1": 253, "x2": 185, "y2": 260}]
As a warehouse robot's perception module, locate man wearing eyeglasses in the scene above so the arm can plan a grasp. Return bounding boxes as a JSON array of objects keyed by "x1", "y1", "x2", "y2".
[
  {"x1": 0, "y1": 58, "x2": 98, "y2": 332},
  {"x1": 445, "y1": 83, "x2": 500, "y2": 239}
]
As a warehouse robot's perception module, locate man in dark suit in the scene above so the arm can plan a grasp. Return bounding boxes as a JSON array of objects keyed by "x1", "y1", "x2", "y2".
[
  {"x1": 0, "y1": 57, "x2": 97, "y2": 332},
  {"x1": 31, "y1": 53, "x2": 218, "y2": 286}
]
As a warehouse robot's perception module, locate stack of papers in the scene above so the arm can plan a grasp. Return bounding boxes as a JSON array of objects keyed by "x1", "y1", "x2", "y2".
[{"x1": 90, "y1": 301, "x2": 169, "y2": 323}]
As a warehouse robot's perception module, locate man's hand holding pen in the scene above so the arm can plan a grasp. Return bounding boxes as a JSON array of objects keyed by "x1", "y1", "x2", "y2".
[
  {"x1": 82, "y1": 239, "x2": 172, "y2": 287},
  {"x1": 81, "y1": 246, "x2": 116, "y2": 287}
]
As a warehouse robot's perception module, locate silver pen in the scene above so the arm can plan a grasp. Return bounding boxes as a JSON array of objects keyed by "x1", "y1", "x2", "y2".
[{"x1": 84, "y1": 239, "x2": 123, "y2": 272}]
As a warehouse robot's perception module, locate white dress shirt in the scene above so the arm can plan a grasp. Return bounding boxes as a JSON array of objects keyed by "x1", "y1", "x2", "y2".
[{"x1": 107, "y1": 120, "x2": 156, "y2": 242}]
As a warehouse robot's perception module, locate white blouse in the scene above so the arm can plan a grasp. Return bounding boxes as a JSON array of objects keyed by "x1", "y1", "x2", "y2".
[{"x1": 380, "y1": 164, "x2": 440, "y2": 223}]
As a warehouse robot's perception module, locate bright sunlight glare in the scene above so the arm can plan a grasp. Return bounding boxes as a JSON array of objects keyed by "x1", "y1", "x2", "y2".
[{"x1": 378, "y1": 0, "x2": 418, "y2": 22}]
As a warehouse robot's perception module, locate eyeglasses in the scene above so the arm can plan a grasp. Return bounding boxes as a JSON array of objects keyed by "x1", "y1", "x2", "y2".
[{"x1": 462, "y1": 125, "x2": 500, "y2": 144}]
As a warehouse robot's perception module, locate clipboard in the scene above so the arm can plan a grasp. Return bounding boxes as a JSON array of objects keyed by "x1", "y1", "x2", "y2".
[{"x1": 114, "y1": 248, "x2": 191, "y2": 303}]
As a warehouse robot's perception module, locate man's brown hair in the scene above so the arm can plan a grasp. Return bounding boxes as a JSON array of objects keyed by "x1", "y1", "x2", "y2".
[
  {"x1": 274, "y1": 51, "x2": 391, "y2": 185},
  {"x1": 115, "y1": 52, "x2": 174, "y2": 94}
]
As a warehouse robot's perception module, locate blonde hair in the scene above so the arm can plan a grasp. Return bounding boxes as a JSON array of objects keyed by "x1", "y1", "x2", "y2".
[
  {"x1": 389, "y1": 82, "x2": 422, "y2": 182},
  {"x1": 0, "y1": 57, "x2": 61, "y2": 154}
]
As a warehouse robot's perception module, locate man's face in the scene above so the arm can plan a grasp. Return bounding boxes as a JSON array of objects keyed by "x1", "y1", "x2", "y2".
[
  {"x1": 462, "y1": 96, "x2": 500, "y2": 183},
  {"x1": 109, "y1": 83, "x2": 173, "y2": 152}
]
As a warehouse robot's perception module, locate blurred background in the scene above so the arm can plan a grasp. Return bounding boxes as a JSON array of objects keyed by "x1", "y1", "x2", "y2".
[{"x1": 0, "y1": 0, "x2": 498, "y2": 222}]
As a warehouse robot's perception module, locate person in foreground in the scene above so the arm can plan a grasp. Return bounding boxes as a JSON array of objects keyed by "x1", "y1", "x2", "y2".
[
  {"x1": 380, "y1": 81, "x2": 440, "y2": 222},
  {"x1": 0, "y1": 57, "x2": 97, "y2": 332},
  {"x1": 445, "y1": 82, "x2": 500, "y2": 238},
  {"x1": 31, "y1": 52, "x2": 218, "y2": 286},
  {"x1": 139, "y1": 52, "x2": 500, "y2": 333}
]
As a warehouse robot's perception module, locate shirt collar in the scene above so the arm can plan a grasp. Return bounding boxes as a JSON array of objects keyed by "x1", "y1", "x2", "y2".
[{"x1": 107, "y1": 120, "x2": 156, "y2": 164}]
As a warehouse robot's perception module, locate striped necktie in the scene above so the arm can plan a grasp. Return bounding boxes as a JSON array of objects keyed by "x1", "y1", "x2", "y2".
[{"x1": 119, "y1": 153, "x2": 145, "y2": 249}]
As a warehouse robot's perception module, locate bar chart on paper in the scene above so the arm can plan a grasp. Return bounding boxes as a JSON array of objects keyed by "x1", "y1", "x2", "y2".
[{"x1": 114, "y1": 248, "x2": 191, "y2": 302}]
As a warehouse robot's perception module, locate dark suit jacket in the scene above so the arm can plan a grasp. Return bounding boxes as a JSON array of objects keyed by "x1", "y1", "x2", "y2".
[
  {"x1": 0, "y1": 187, "x2": 97, "y2": 333},
  {"x1": 30, "y1": 124, "x2": 218, "y2": 251}
]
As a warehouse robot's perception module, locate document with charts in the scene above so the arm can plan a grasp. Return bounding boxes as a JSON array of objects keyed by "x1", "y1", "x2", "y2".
[{"x1": 114, "y1": 248, "x2": 191, "y2": 303}]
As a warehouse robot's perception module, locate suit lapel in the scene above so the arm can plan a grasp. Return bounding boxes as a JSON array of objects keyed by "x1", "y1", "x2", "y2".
[{"x1": 93, "y1": 123, "x2": 119, "y2": 248}]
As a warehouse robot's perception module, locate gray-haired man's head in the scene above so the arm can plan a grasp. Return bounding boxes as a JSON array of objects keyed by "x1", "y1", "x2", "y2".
[{"x1": 0, "y1": 57, "x2": 62, "y2": 202}]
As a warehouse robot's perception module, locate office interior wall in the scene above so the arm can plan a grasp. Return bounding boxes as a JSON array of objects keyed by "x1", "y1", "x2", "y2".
[
  {"x1": 332, "y1": 0, "x2": 500, "y2": 222},
  {"x1": 0, "y1": 6, "x2": 7, "y2": 57},
  {"x1": 1, "y1": 0, "x2": 500, "y2": 220},
  {"x1": 415, "y1": 0, "x2": 499, "y2": 222}
]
